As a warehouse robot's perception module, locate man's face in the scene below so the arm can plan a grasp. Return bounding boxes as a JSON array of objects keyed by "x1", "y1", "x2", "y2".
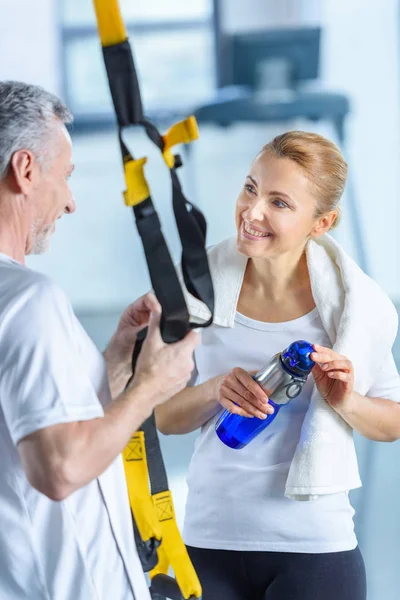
[{"x1": 29, "y1": 123, "x2": 76, "y2": 254}]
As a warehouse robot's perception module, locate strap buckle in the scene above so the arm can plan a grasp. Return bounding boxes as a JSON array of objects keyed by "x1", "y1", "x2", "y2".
[
  {"x1": 123, "y1": 157, "x2": 150, "y2": 206},
  {"x1": 150, "y1": 573, "x2": 202, "y2": 600},
  {"x1": 162, "y1": 117, "x2": 199, "y2": 168}
]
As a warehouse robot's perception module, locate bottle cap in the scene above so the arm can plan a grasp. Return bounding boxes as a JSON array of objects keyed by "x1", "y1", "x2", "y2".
[{"x1": 281, "y1": 340, "x2": 315, "y2": 377}]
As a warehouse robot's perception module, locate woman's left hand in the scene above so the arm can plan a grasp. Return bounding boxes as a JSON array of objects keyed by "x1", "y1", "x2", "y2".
[{"x1": 310, "y1": 344, "x2": 355, "y2": 412}]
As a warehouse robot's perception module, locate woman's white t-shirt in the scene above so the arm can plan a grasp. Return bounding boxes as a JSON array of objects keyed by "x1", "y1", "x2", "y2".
[{"x1": 183, "y1": 308, "x2": 400, "y2": 553}]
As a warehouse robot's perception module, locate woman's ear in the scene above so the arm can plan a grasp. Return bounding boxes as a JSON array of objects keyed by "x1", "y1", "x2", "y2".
[{"x1": 310, "y1": 211, "x2": 337, "y2": 239}]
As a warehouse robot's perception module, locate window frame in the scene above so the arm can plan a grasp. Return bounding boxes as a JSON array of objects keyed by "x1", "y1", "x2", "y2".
[{"x1": 60, "y1": 2, "x2": 219, "y2": 131}]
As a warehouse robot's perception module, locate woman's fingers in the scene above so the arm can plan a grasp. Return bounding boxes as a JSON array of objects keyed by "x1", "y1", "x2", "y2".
[
  {"x1": 233, "y1": 368, "x2": 270, "y2": 402},
  {"x1": 321, "y1": 360, "x2": 353, "y2": 373},
  {"x1": 327, "y1": 371, "x2": 353, "y2": 383},
  {"x1": 221, "y1": 387, "x2": 271, "y2": 420},
  {"x1": 219, "y1": 367, "x2": 274, "y2": 419},
  {"x1": 219, "y1": 396, "x2": 255, "y2": 418}
]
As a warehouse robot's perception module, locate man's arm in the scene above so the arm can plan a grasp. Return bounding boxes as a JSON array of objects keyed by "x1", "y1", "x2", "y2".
[
  {"x1": 18, "y1": 310, "x2": 199, "y2": 501},
  {"x1": 19, "y1": 381, "x2": 153, "y2": 501}
]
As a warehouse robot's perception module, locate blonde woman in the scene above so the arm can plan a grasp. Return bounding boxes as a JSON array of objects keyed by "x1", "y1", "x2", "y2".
[{"x1": 156, "y1": 132, "x2": 400, "y2": 600}]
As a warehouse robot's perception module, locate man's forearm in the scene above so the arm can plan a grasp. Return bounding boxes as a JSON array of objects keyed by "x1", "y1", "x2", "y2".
[
  {"x1": 337, "y1": 392, "x2": 400, "y2": 442},
  {"x1": 19, "y1": 381, "x2": 155, "y2": 501}
]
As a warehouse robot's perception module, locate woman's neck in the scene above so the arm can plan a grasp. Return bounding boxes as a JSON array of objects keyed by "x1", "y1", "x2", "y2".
[{"x1": 244, "y1": 245, "x2": 310, "y2": 303}]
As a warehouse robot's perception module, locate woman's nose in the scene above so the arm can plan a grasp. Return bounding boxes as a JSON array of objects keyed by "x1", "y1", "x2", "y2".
[{"x1": 244, "y1": 198, "x2": 267, "y2": 221}]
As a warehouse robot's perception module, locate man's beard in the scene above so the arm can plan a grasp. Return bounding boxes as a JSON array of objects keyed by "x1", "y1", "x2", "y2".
[{"x1": 29, "y1": 220, "x2": 53, "y2": 255}]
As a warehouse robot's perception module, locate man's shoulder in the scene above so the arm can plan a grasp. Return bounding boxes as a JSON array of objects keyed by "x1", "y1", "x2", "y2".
[{"x1": 0, "y1": 264, "x2": 71, "y2": 322}]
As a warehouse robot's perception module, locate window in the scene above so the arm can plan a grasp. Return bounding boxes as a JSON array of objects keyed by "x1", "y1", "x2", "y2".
[{"x1": 61, "y1": 0, "x2": 216, "y2": 126}]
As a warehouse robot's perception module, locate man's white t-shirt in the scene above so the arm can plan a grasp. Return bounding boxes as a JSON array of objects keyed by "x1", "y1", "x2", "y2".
[
  {"x1": 183, "y1": 308, "x2": 400, "y2": 553},
  {"x1": 0, "y1": 253, "x2": 150, "y2": 600}
]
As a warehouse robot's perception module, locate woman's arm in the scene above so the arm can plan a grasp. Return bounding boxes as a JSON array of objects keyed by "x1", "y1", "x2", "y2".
[
  {"x1": 311, "y1": 345, "x2": 400, "y2": 442},
  {"x1": 337, "y1": 393, "x2": 400, "y2": 442},
  {"x1": 155, "y1": 377, "x2": 222, "y2": 435},
  {"x1": 155, "y1": 368, "x2": 273, "y2": 435}
]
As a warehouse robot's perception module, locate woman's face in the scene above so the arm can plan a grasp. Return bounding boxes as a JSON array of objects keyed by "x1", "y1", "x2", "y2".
[{"x1": 235, "y1": 151, "x2": 328, "y2": 259}]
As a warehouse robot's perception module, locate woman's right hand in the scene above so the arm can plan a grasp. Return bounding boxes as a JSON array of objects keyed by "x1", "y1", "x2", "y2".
[{"x1": 215, "y1": 368, "x2": 274, "y2": 419}]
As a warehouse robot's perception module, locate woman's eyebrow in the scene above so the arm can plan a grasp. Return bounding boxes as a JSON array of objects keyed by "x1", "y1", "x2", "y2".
[{"x1": 246, "y1": 175, "x2": 258, "y2": 186}]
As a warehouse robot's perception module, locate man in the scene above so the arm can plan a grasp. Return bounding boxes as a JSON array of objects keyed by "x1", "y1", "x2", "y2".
[{"x1": 0, "y1": 81, "x2": 199, "y2": 600}]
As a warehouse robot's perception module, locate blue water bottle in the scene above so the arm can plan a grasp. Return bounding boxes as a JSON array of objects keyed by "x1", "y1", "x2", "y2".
[{"x1": 215, "y1": 340, "x2": 315, "y2": 449}]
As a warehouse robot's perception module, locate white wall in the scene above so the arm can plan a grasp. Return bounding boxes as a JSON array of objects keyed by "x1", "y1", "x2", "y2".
[
  {"x1": 221, "y1": 0, "x2": 321, "y2": 32},
  {"x1": 0, "y1": 0, "x2": 60, "y2": 92},
  {"x1": 320, "y1": 0, "x2": 400, "y2": 299},
  {"x1": 221, "y1": 0, "x2": 400, "y2": 300}
]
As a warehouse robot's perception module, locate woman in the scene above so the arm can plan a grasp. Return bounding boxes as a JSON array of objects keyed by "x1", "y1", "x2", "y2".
[{"x1": 155, "y1": 131, "x2": 400, "y2": 600}]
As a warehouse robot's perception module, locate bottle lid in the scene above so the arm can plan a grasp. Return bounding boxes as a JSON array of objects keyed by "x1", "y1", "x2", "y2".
[{"x1": 281, "y1": 340, "x2": 315, "y2": 377}]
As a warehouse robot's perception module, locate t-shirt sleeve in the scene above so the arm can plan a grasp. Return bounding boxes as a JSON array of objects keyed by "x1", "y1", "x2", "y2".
[
  {"x1": 366, "y1": 352, "x2": 400, "y2": 402},
  {"x1": 0, "y1": 278, "x2": 104, "y2": 445}
]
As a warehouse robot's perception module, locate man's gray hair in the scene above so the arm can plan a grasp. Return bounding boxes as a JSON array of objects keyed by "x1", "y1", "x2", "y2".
[{"x1": 0, "y1": 81, "x2": 73, "y2": 179}]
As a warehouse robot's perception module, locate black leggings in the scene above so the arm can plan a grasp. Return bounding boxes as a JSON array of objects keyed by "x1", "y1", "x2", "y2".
[{"x1": 187, "y1": 546, "x2": 366, "y2": 600}]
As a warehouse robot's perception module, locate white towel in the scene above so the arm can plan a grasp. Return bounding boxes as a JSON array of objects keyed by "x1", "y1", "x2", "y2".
[{"x1": 183, "y1": 234, "x2": 398, "y2": 500}]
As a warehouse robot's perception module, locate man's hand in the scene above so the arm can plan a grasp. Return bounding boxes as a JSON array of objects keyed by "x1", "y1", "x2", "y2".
[
  {"x1": 104, "y1": 293, "x2": 161, "y2": 397},
  {"x1": 132, "y1": 309, "x2": 200, "y2": 409},
  {"x1": 106, "y1": 293, "x2": 161, "y2": 364}
]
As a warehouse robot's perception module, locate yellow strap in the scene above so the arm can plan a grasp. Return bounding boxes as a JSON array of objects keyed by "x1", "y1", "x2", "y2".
[
  {"x1": 150, "y1": 491, "x2": 202, "y2": 599},
  {"x1": 92, "y1": 0, "x2": 127, "y2": 47},
  {"x1": 92, "y1": 1, "x2": 202, "y2": 596},
  {"x1": 123, "y1": 157, "x2": 150, "y2": 207},
  {"x1": 122, "y1": 433, "x2": 162, "y2": 543},
  {"x1": 162, "y1": 116, "x2": 199, "y2": 168}
]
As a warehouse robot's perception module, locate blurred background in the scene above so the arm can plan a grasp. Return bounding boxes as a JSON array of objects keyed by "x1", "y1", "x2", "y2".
[{"x1": 1, "y1": 0, "x2": 400, "y2": 597}]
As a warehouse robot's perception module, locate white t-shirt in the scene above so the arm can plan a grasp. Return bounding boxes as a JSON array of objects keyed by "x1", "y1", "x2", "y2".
[
  {"x1": 0, "y1": 254, "x2": 150, "y2": 600},
  {"x1": 183, "y1": 308, "x2": 400, "y2": 553}
]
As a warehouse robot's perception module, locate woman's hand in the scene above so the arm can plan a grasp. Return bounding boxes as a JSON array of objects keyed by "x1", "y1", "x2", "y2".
[
  {"x1": 310, "y1": 344, "x2": 355, "y2": 412},
  {"x1": 216, "y1": 367, "x2": 274, "y2": 419}
]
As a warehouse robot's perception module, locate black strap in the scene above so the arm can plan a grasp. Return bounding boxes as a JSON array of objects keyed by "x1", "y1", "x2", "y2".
[{"x1": 101, "y1": 29, "x2": 210, "y2": 600}]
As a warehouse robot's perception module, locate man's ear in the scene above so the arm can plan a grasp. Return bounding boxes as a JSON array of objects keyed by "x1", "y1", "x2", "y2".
[
  {"x1": 9, "y1": 149, "x2": 40, "y2": 195},
  {"x1": 310, "y1": 211, "x2": 338, "y2": 239}
]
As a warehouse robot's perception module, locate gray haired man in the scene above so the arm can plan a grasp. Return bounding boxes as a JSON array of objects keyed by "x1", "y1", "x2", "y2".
[{"x1": 0, "y1": 81, "x2": 198, "y2": 600}]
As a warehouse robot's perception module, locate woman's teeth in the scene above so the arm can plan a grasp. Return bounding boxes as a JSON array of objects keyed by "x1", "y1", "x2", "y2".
[{"x1": 243, "y1": 222, "x2": 271, "y2": 238}]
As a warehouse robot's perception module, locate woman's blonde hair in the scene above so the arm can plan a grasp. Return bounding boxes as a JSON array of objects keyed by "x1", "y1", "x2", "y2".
[{"x1": 261, "y1": 131, "x2": 347, "y2": 229}]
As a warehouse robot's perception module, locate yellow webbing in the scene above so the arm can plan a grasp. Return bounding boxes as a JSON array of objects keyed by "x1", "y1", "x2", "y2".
[
  {"x1": 122, "y1": 435, "x2": 202, "y2": 599},
  {"x1": 93, "y1": 0, "x2": 127, "y2": 47},
  {"x1": 93, "y1": 0, "x2": 202, "y2": 596},
  {"x1": 123, "y1": 157, "x2": 150, "y2": 207},
  {"x1": 122, "y1": 432, "x2": 161, "y2": 543},
  {"x1": 150, "y1": 491, "x2": 202, "y2": 599}
]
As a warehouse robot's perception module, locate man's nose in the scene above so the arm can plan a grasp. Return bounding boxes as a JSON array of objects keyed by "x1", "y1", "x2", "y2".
[{"x1": 65, "y1": 193, "x2": 76, "y2": 215}]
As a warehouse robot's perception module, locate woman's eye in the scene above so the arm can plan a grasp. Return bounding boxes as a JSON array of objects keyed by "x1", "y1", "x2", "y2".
[
  {"x1": 244, "y1": 183, "x2": 256, "y2": 194},
  {"x1": 273, "y1": 199, "x2": 288, "y2": 209}
]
